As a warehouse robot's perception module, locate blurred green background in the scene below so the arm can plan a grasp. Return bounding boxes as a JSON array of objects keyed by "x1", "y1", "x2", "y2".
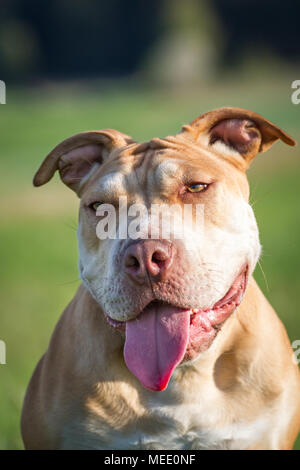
[{"x1": 0, "y1": 0, "x2": 299, "y2": 450}]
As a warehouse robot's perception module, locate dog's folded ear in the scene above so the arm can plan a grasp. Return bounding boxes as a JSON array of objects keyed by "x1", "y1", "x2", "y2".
[
  {"x1": 33, "y1": 129, "x2": 134, "y2": 192},
  {"x1": 181, "y1": 107, "x2": 296, "y2": 167}
]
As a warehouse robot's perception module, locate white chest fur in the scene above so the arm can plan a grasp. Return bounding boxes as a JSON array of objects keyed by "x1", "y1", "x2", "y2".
[
  {"x1": 131, "y1": 390, "x2": 270, "y2": 450},
  {"x1": 63, "y1": 376, "x2": 273, "y2": 450}
]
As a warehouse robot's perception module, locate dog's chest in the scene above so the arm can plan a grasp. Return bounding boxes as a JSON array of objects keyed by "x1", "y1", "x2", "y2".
[
  {"x1": 63, "y1": 388, "x2": 270, "y2": 450},
  {"x1": 128, "y1": 399, "x2": 269, "y2": 450}
]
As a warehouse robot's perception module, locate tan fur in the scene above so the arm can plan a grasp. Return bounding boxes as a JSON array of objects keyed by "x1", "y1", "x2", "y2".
[{"x1": 22, "y1": 108, "x2": 300, "y2": 450}]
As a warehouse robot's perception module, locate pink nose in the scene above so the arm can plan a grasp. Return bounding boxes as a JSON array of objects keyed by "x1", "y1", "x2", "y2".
[{"x1": 124, "y1": 240, "x2": 174, "y2": 284}]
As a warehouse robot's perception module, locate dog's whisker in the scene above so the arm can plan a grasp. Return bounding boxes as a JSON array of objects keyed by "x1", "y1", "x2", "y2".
[{"x1": 257, "y1": 259, "x2": 269, "y2": 292}]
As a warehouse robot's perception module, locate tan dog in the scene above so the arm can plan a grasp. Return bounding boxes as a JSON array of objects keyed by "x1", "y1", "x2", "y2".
[{"x1": 21, "y1": 108, "x2": 300, "y2": 450}]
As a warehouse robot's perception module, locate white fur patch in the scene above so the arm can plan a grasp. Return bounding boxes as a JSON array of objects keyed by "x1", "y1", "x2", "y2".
[
  {"x1": 210, "y1": 140, "x2": 242, "y2": 158},
  {"x1": 61, "y1": 378, "x2": 271, "y2": 450},
  {"x1": 155, "y1": 160, "x2": 180, "y2": 185},
  {"x1": 97, "y1": 172, "x2": 126, "y2": 197}
]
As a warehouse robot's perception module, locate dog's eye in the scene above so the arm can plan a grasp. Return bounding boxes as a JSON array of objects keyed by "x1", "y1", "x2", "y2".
[
  {"x1": 89, "y1": 202, "x2": 102, "y2": 211},
  {"x1": 187, "y1": 183, "x2": 208, "y2": 193}
]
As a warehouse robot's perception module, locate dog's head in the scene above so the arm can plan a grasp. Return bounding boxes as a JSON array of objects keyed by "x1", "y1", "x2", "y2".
[{"x1": 34, "y1": 107, "x2": 295, "y2": 391}]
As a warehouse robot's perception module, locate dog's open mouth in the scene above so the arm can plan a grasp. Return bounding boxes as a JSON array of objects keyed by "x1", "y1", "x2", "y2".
[{"x1": 105, "y1": 266, "x2": 248, "y2": 392}]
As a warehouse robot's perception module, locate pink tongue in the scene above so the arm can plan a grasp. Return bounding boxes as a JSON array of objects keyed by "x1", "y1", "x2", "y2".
[{"x1": 124, "y1": 304, "x2": 190, "y2": 391}]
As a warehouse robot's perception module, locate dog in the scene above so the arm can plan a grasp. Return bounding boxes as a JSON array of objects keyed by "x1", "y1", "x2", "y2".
[{"x1": 21, "y1": 107, "x2": 300, "y2": 450}]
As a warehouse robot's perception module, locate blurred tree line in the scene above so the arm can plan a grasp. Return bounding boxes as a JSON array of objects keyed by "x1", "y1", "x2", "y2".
[
  {"x1": 212, "y1": 0, "x2": 300, "y2": 68},
  {"x1": 0, "y1": 0, "x2": 299, "y2": 83},
  {"x1": 0, "y1": 0, "x2": 162, "y2": 82}
]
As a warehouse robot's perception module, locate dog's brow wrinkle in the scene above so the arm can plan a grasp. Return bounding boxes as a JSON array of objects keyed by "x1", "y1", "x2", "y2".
[
  {"x1": 131, "y1": 142, "x2": 151, "y2": 155},
  {"x1": 128, "y1": 148, "x2": 154, "y2": 191},
  {"x1": 133, "y1": 150, "x2": 149, "y2": 170},
  {"x1": 149, "y1": 137, "x2": 179, "y2": 149},
  {"x1": 139, "y1": 149, "x2": 157, "y2": 205}
]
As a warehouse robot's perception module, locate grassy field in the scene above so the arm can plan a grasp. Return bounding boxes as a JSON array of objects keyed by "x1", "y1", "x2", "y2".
[{"x1": 0, "y1": 77, "x2": 300, "y2": 449}]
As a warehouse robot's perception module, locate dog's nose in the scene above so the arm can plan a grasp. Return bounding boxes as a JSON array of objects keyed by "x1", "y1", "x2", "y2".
[{"x1": 124, "y1": 240, "x2": 174, "y2": 284}]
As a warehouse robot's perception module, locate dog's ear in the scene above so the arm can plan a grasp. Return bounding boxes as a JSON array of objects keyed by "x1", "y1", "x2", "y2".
[
  {"x1": 33, "y1": 129, "x2": 134, "y2": 193},
  {"x1": 181, "y1": 107, "x2": 296, "y2": 168}
]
